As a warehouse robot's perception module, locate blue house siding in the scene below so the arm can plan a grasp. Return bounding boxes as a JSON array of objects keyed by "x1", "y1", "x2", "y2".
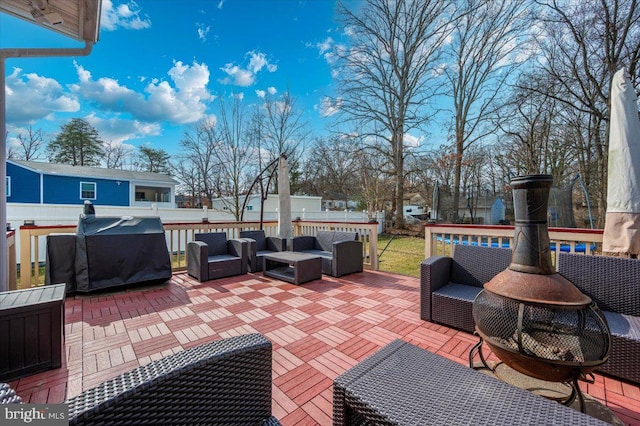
[
  {"x1": 43, "y1": 175, "x2": 130, "y2": 206},
  {"x1": 7, "y1": 162, "x2": 40, "y2": 203}
]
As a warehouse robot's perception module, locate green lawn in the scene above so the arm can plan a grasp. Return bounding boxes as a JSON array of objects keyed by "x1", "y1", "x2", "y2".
[{"x1": 376, "y1": 235, "x2": 425, "y2": 278}]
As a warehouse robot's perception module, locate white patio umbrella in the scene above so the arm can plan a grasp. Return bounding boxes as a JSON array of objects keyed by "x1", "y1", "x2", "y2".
[
  {"x1": 277, "y1": 154, "x2": 293, "y2": 240},
  {"x1": 602, "y1": 68, "x2": 640, "y2": 255}
]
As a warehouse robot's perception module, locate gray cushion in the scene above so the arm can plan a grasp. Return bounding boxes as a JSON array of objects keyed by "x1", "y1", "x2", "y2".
[
  {"x1": 433, "y1": 283, "x2": 483, "y2": 302},
  {"x1": 451, "y1": 245, "x2": 512, "y2": 287},
  {"x1": 196, "y1": 232, "x2": 228, "y2": 256},
  {"x1": 208, "y1": 254, "x2": 240, "y2": 262},
  {"x1": 333, "y1": 231, "x2": 358, "y2": 243},
  {"x1": 240, "y1": 230, "x2": 267, "y2": 251},
  {"x1": 315, "y1": 231, "x2": 335, "y2": 252},
  {"x1": 603, "y1": 311, "x2": 640, "y2": 340},
  {"x1": 299, "y1": 249, "x2": 332, "y2": 259}
]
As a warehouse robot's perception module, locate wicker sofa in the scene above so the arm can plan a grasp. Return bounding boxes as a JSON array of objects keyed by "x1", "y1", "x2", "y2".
[
  {"x1": 2, "y1": 334, "x2": 280, "y2": 425},
  {"x1": 420, "y1": 244, "x2": 512, "y2": 333},
  {"x1": 558, "y1": 252, "x2": 640, "y2": 384},
  {"x1": 292, "y1": 230, "x2": 363, "y2": 277}
]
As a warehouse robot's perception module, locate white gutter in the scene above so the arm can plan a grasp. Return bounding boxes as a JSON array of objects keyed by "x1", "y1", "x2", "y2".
[
  {"x1": 0, "y1": 42, "x2": 93, "y2": 59},
  {"x1": 0, "y1": 41, "x2": 94, "y2": 292}
]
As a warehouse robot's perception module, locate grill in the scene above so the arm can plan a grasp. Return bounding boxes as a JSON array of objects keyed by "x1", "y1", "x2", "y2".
[{"x1": 470, "y1": 175, "x2": 611, "y2": 410}]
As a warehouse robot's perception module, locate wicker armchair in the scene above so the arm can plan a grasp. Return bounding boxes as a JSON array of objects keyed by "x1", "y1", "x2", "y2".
[
  {"x1": 292, "y1": 231, "x2": 363, "y2": 277},
  {"x1": 239, "y1": 230, "x2": 287, "y2": 272},
  {"x1": 420, "y1": 245, "x2": 512, "y2": 333},
  {"x1": 558, "y1": 252, "x2": 640, "y2": 384},
  {"x1": 62, "y1": 333, "x2": 278, "y2": 425},
  {"x1": 187, "y1": 232, "x2": 248, "y2": 282}
]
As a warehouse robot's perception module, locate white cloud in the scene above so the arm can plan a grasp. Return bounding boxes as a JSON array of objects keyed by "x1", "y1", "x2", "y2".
[
  {"x1": 432, "y1": 63, "x2": 447, "y2": 77},
  {"x1": 317, "y1": 37, "x2": 334, "y2": 55},
  {"x1": 217, "y1": 0, "x2": 224, "y2": 9},
  {"x1": 317, "y1": 96, "x2": 341, "y2": 117},
  {"x1": 255, "y1": 87, "x2": 276, "y2": 98},
  {"x1": 271, "y1": 100, "x2": 292, "y2": 116},
  {"x1": 403, "y1": 133, "x2": 423, "y2": 148},
  {"x1": 5, "y1": 68, "x2": 79, "y2": 124},
  {"x1": 70, "y1": 59, "x2": 212, "y2": 124},
  {"x1": 219, "y1": 51, "x2": 277, "y2": 87},
  {"x1": 85, "y1": 113, "x2": 161, "y2": 143},
  {"x1": 231, "y1": 92, "x2": 244, "y2": 100},
  {"x1": 197, "y1": 23, "x2": 210, "y2": 41},
  {"x1": 248, "y1": 52, "x2": 269, "y2": 73},
  {"x1": 168, "y1": 60, "x2": 211, "y2": 100},
  {"x1": 219, "y1": 64, "x2": 254, "y2": 86},
  {"x1": 101, "y1": 0, "x2": 151, "y2": 31},
  {"x1": 323, "y1": 43, "x2": 346, "y2": 66}
]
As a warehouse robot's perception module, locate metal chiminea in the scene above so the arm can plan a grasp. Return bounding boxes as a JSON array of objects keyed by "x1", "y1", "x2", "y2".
[{"x1": 471, "y1": 174, "x2": 611, "y2": 411}]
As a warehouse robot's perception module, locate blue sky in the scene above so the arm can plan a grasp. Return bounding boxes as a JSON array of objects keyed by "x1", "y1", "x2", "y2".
[{"x1": 1, "y1": 0, "x2": 355, "y2": 157}]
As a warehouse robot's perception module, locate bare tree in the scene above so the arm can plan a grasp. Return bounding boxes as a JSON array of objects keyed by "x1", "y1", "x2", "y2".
[
  {"x1": 334, "y1": 0, "x2": 454, "y2": 227},
  {"x1": 103, "y1": 141, "x2": 133, "y2": 169},
  {"x1": 308, "y1": 136, "x2": 360, "y2": 206},
  {"x1": 445, "y1": 0, "x2": 531, "y2": 221},
  {"x1": 532, "y1": 0, "x2": 640, "y2": 223},
  {"x1": 210, "y1": 96, "x2": 257, "y2": 220},
  {"x1": 261, "y1": 91, "x2": 309, "y2": 193},
  {"x1": 495, "y1": 76, "x2": 576, "y2": 182},
  {"x1": 178, "y1": 118, "x2": 221, "y2": 207},
  {"x1": 355, "y1": 137, "x2": 395, "y2": 215},
  {"x1": 9, "y1": 126, "x2": 45, "y2": 160},
  {"x1": 171, "y1": 157, "x2": 201, "y2": 205}
]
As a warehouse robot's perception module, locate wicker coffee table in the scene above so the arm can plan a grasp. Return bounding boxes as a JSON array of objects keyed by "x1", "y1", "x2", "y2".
[
  {"x1": 263, "y1": 251, "x2": 322, "y2": 285},
  {"x1": 333, "y1": 340, "x2": 606, "y2": 425}
]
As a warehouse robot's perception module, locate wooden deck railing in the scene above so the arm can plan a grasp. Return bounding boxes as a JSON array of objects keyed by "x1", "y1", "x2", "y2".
[
  {"x1": 7, "y1": 230, "x2": 17, "y2": 290},
  {"x1": 293, "y1": 220, "x2": 379, "y2": 271},
  {"x1": 424, "y1": 224, "x2": 604, "y2": 269},
  {"x1": 18, "y1": 219, "x2": 379, "y2": 288}
]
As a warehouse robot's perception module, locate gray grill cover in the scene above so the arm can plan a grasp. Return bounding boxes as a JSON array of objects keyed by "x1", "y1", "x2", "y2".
[{"x1": 75, "y1": 216, "x2": 172, "y2": 293}]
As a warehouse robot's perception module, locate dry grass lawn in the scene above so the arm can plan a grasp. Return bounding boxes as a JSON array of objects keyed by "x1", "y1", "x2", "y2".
[{"x1": 377, "y1": 234, "x2": 425, "y2": 277}]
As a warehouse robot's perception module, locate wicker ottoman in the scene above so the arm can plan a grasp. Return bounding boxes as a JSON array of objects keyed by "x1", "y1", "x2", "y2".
[{"x1": 334, "y1": 340, "x2": 606, "y2": 425}]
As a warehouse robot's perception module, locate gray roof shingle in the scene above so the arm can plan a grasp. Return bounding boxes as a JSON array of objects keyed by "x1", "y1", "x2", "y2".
[{"x1": 10, "y1": 160, "x2": 178, "y2": 185}]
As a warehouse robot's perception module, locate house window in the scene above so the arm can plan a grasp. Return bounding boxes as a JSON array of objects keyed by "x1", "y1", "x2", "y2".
[
  {"x1": 247, "y1": 205, "x2": 253, "y2": 211},
  {"x1": 80, "y1": 182, "x2": 96, "y2": 199},
  {"x1": 134, "y1": 186, "x2": 170, "y2": 202},
  {"x1": 5, "y1": 176, "x2": 10, "y2": 197}
]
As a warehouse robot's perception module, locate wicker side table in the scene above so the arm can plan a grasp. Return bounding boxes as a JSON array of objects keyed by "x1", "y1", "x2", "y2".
[{"x1": 334, "y1": 340, "x2": 606, "y2": 425}]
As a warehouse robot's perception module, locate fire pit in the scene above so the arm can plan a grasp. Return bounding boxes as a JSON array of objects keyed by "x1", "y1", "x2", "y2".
[{"x1": 470, "y1": 175, "x2": 611, "y2": 411}]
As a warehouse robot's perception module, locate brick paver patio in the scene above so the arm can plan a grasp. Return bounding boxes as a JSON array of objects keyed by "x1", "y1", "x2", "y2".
[{"x1": 8, "y1": 270, "x2": 640, "y2": 425}]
